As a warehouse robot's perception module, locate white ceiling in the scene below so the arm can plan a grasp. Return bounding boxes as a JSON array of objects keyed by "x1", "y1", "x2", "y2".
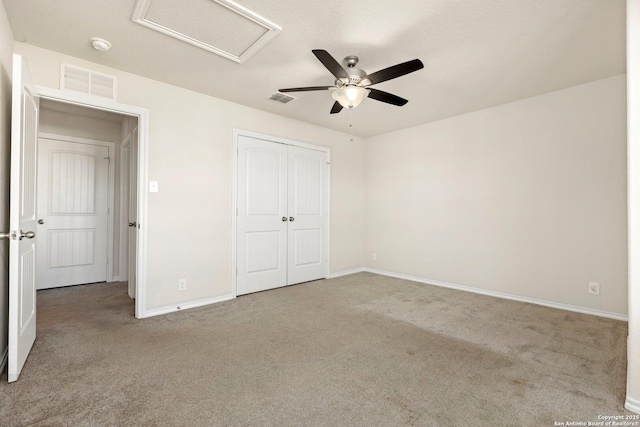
[{"x1": 2, "y1": 0, "x2": 626, "y2": 137}]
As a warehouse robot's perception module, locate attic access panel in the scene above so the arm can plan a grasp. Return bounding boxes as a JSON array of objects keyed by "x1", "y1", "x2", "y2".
[{"x1": 132, "y1": 0, "x2": 281, "y2": 63}]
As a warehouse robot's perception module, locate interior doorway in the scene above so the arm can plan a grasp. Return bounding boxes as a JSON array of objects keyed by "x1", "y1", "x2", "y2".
[
  {"x1": 35, "y1": 99, "x2": 139, "y2": 299},
  {"x1": 7, "y1": 54, "x2": 150, "y2": 382}
]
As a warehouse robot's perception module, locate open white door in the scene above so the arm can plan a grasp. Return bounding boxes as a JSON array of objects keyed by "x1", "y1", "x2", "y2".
[
  {"x1": 7, "y1": 55, "x2": 39, "y2": 382},
  {"x1": 128, "y1": 126, "x2": 138, "y2": 299}
]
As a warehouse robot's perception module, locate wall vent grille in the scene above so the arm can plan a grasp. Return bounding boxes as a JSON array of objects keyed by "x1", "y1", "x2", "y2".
[
  {"x1": 268, "y1": 93, "x2": 296, "y2": 104},
  {"x1": 60, "y1": 64, "x2": 117, "y2": 101}
]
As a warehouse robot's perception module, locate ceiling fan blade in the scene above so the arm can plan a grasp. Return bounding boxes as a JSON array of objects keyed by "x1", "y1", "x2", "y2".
[
  {"x1": 367, "y1": 88, "x2": 408, "y2": 106},
  {"x1": 279, "y1": 86, "x2": 334, "y2": 92},
  {"x1": 330, "y1": 101, "x2": 343, "y2": 114},
  {"x1": 313, "y1": 49, "x2": 349, "y2": 81},
  {"x1": 365, "y1": 59, "x2": 424, "y2": 86}
]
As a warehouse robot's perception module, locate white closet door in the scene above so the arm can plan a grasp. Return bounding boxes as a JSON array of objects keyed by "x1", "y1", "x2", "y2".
[
  {"x1": 287, "y1": 146, "x2": 327, "y2": 285},
  {"x1": 236, "y1": 136, "x2": 288, "y2": 296},
  {"x1": 36, "y1": 138, "x2": 109, "y2": 289}
]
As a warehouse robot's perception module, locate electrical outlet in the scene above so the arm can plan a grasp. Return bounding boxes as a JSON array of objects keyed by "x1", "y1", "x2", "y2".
[
  {"x1": 372, "y1": 253, "x2": 377, "y2": 261},
  {"x1": 178, "y1": 279, "x2": 187, "y2": 291},
  {"x1": 588, "y1": 282, "x2": 600, "y2": 295}
]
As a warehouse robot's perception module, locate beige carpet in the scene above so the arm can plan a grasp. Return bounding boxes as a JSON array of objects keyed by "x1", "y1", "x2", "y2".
[{"x1": 0, "y1": 272, "x2": 631, "y2": 426}]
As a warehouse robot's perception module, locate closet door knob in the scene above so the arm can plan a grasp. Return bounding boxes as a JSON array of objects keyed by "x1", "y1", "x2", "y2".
[
  {"x1": 20, "y1": 230, "x2": 36, "y2": 240},
  {"x1": 282, "y1": 217, "x2": 288, "y2": 221},
  {"x1": 129, "y1": 222, "x2": 137, "y2": 227},
  {"x1": 289, "y1": 217, "x2": 295, "y2": 222},
  {"x1": 38, "y1": 219, "x2": 45, "y2": 224}
]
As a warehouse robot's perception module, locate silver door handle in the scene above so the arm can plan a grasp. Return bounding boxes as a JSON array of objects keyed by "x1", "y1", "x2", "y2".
[
  {"x1": 289, "y1": 217, "x2": 295, "y2": 222},
  {"x1": 38, "y1": 219, "x2": 44, "y2": 224},
  {"x1": 282, "y1": 217, "x2": 288, "y2": 221},
  {"x1": 0, "y1": 231, "x2": 11, "y2": 239},
  {"x1": 20, "y1": 230, "x2": 36, "y2": 240},
  {"x1": 129, "y1": 222, "x2": 137, "y2": 227}
]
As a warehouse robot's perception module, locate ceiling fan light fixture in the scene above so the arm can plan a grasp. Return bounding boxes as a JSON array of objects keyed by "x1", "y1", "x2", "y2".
[{"x1": 332, "y1": 85, "x2": 370, "y2": 109}]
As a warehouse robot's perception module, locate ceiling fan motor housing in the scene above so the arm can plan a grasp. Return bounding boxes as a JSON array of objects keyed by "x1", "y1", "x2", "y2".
[{"x1": 335, "y1": 67, "x2": 371, "y2": 87}]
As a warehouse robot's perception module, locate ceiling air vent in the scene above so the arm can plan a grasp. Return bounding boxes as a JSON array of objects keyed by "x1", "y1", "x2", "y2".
[
  {"x1": 60, "y1": 64, "x2": 117, "y2": 101},
  {"x1": 268, "y1": 93, "x2": 296, "y2": 104}
]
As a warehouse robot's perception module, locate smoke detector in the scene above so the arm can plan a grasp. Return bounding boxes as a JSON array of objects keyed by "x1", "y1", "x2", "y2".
[{"x1": 90, "y1": 37, "x2": 112, "y2": 52}]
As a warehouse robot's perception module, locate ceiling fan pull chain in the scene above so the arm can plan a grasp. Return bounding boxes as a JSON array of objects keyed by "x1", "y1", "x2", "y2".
[{"x1": 349, "y1": 107, "x2": 354, "y2": 142}]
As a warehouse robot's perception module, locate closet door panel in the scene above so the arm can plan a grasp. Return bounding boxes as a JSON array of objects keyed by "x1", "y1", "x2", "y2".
[
  {"x1": 236, "y1": 136, "x2": 288, "y2": 295},
  {"x1": 287, "y1": 146, "x2": 327, "y2": 285}
]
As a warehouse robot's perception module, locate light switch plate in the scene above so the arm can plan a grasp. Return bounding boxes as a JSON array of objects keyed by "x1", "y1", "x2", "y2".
[{"x1": 149, "y1": 181, "x2": 158, "y2": 192}]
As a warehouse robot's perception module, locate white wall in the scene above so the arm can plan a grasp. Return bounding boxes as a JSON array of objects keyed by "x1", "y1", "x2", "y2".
[
  {"x1": 39, "y1": 108, "x2": 122, "y2": 143},
  {"x1": 626, "y1": 0, "x2": 640, "y2": 414},
  {"x1": 0, "y1": 1, "x2": 14, "y2": 368},
  {"x1": 14, "y1": 42, "x2": 366, "y2": 311},
  {"x1": 365, "y1": 75, "x2": 627, "y2": 316}
]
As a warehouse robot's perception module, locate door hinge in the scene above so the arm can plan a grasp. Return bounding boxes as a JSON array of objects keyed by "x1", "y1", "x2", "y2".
[{"x1": 106, "y1": 257, "x2": 109, "y2": 265}]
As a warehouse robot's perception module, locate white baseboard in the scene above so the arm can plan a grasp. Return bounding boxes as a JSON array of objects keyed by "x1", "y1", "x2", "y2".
[
  {"x1": 0, "y1": 346, "x2": 7, "y2": 376},
  {"x1": 626, "y1": 396, "x2": 640, "y2": 414},
  {"x1": 363, "y1": 267, "x2": 628, "y2": 321},
  {"x1": 328, "y1": 267, "x2": 365, "y2": 279},
  {"x1": 137, "y1": 268, "x2": 627, "y2": 321},
  {"x1": 140, "y1": 294, "x2": 235, "y2": 318}
]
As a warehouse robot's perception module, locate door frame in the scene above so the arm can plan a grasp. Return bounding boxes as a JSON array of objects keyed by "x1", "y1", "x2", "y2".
[
  {"x1": 37, "y1": 133, "x2": 116, "y2": 284},
  {"x1": 231, "y1": 128, "x2": 331, "y2": 297},
  {"x1": 36, "y1": 86, "x2": 150, "y2": 318}
]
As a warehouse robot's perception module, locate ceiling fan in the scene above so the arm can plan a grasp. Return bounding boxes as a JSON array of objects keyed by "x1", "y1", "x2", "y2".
[{"x1": 279, "y1": 49, "x2": 424, "y2": 114}]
